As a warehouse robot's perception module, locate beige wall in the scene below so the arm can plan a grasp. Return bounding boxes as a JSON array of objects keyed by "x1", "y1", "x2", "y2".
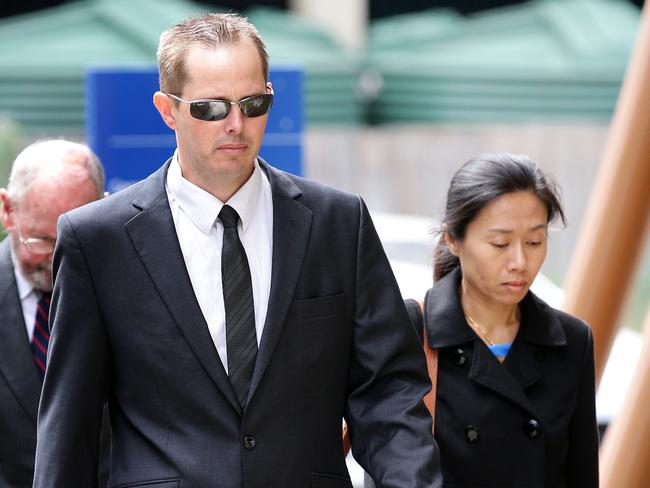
[{"x1": 303, "y1": 122, "x2": 610, "y2": 284}]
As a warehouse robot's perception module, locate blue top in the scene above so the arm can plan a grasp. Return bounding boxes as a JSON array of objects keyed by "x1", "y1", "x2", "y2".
[{"x1": 488, "y1": 343, "x2": 512, "y2": 357}]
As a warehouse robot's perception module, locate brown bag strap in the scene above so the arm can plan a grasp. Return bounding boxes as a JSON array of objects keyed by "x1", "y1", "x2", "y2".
[
  {"x1": 420, "y1": 291, "x2": 438, "y2": 435},
  {"x1": 422, "y1": 321, "x2": 438, "y2": 435},
  {"x1": 342, "y1": 422, "x2": 351, "y2": 456}
]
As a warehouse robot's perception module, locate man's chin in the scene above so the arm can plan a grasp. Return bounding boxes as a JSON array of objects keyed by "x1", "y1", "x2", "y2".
[{"x1": 24, "y1": 271, "x2": 53, "y2": 292}]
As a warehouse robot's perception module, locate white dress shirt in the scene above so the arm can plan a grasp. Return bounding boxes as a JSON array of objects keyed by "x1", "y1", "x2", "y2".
[
  {"x1": 166, "y1": 153, "x2": 273, "y2": 373},
  {"x1": 11, "y1": 251, "x2": 39, "y2": 341}
]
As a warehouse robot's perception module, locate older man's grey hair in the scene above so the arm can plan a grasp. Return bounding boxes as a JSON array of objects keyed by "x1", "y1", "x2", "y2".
[{"x1": 7, "y1": 140, "x2": 105, "y2": 203}]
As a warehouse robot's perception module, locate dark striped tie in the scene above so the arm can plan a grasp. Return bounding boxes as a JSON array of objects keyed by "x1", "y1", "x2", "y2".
[
  {"x1": 219, "y1": 205, "x2": 257, "y2": 411},
  {"x1": 31, "y1": 290, "x2": 51, "y2": 381}
]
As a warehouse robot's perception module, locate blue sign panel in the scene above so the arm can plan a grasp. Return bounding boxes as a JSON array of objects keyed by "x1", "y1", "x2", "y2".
[{"x1": 86, "y1": 66, "x2": 303, "y2": 193}]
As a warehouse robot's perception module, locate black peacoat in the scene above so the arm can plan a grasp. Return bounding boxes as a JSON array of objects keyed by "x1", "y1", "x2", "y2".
[{"x1": 424, "y1": 267, "x2": 598, "y2": 488}]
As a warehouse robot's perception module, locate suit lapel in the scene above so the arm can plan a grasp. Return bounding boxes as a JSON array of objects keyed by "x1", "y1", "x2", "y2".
[
  {"x1": 124, "y1": 163, "x2": 240, "y2": 413},
  {"x1": 248, "y1": 161, "x2": 312, "y2": 400},
  {"x1": 0, "y1": 239, "x2": 41, "y2": 423}
]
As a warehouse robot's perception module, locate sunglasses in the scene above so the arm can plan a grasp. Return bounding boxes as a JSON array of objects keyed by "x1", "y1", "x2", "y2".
[{"x1": 166, "y1": 93, "x2": 273, "y2": 121}]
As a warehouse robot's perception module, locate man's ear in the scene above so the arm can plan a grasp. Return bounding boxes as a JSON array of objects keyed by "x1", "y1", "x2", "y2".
[
  {"x1": 266, "y1": 81, "x2": 274, "y2": 95},
  {"x1": 0, "y1": 189, "x2": 14, "y2": 231},
  {"x1": 153, "y1": 91, "x2": 177, "y2": 130}
]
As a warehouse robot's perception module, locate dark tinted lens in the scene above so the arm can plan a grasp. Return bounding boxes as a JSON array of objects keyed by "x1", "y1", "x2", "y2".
[
  {"x1": 239, "y1": 94, "x2": 273, "y2": 117},
  {"x1": 190, "y1": 100, "x2": 230, "y2": 121}
]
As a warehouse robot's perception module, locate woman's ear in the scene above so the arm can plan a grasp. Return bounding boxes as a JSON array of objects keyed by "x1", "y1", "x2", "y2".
[{"x1": 443, "y1": 224, "x2": 460, "y2": 256}]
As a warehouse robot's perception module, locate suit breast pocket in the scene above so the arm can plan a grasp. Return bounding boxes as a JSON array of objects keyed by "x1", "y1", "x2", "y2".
[
  {"x1": 113, "y1": 478, "x2": 180, "y2": 488},
  {"x1": 293, "y1": 293, "x2": 346, "y2": 320},
  {"x1": 311, "y1": 472, "x2": 353, "y2": 488}
]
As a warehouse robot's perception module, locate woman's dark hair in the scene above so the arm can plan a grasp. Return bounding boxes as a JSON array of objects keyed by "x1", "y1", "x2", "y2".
[{"x1": 434, "y1": 153, "x2": 567, "y2": 281}]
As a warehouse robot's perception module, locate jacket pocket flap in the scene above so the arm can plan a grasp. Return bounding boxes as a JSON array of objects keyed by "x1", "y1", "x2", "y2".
[
  {"x1": 311, "y1": 472, "x2": 353, "y2": 488},
  {"x1": 113, "y1": 478, "x2": 180, "y2": 488},
  {"x1": 294, "y1": 293, "x2": 346, "y2": 319}
]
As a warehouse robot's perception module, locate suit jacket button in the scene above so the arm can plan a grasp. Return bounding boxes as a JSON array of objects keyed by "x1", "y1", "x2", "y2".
[
  {"x1": 464, "y1": 425, "x2": 480, "y2": 443},
  {"x1": 451, "y1": 348, "x2": 467, "y2": 366},
  {"x1": 243, "y1": 435, "x2": 256, "y2": 449},
  {"x1": 524, "y1": 419, "x2": 541, "y2": 438}
]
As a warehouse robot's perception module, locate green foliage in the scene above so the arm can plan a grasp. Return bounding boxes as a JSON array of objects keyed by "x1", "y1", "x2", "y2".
[
  {"x1": 0, "y1": 117, "x2": 22, "y2": 188},
  {"x1": 0, "y1": 116, "x2": 24, "y2": 240}
]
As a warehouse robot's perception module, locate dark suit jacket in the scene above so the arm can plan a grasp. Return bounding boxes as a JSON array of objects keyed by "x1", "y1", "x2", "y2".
[
  {"x1": 0, "y1": 239, "x2": 41, "y2": 487},
  {"x1": 33, "y1": 159, "x2": 441, "y2": 488},
  {"x1": 0, "y1": 239, "x2": 111, "y2": 488},
  {"x1": 425, "y1": 267, "x2": 598, "y2": 488}
]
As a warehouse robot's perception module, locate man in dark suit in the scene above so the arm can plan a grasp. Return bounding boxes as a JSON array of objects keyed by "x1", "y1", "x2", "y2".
[
  {"x1": 0, "y1": 140, "x2": 105, "y2": 488},
  {"x1": 33, "y1": 13, "x2": 441, "y2": 488}
]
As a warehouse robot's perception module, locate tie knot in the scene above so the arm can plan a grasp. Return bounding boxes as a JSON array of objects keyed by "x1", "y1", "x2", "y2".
[
  {"x1": 38, "y1": 290, "x2": 52, "y2": 303},
  {"x1": 219, "y1": 205, "x2": 240, "y2": 229}
]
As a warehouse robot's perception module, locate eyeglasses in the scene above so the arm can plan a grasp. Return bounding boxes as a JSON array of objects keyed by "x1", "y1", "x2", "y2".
[
  {"x1": 166, "y1": 93, "x2": 273, "y2": 121},
  {"x1": 16, "y1": 220, "x2": 55, "y2": 255}
]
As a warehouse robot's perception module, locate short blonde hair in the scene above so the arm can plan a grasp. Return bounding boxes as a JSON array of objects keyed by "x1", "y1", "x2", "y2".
[
  {"x1": 8, "y1": 139, "x2": 104, "y2": 203},
  {"x1": 157, "y1": 13, "x2": 269, "y2": 95}
]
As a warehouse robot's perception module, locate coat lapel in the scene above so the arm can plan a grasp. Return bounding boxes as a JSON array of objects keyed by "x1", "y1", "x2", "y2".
[
  {"x1": 248, "y1": 160, "x2": 312, "y2": 401},
  {"x1": 506, "y1": 292, "x2": 567, "y2": 390},
  {"x1": 469, "y1": 342, "x2": 538, "y2": 416},
  {"x1": 124, "y1": 163, "x2": 240, "y2": 413},
  {"x1": 425, "y1": 267, "x2": 566, "y2": 418},
  {"x1": 0, "y1": 239, "x2": 41, "y2": 422}
]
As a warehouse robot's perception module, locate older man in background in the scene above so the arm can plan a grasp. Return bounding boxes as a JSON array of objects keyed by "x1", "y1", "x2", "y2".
[{"x1": 0, "y1": 140, "x2": 105, "y2": 488}]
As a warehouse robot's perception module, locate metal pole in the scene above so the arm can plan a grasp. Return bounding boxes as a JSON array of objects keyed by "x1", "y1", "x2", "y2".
[
  {"x1": 600, "y1": 305, "x2": 650, "y2": 487},
  {"x1": 562, "y1": 1, "x2": 650, "y2": 382}
]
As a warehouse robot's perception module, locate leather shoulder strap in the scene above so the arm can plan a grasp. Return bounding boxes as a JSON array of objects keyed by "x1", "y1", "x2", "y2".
[
  {"x1": 405, "y1": 296, "x2": 438, "y2": 435},
  {"x1": 421, "y1": 288, "x2": 438, "y2": 434},
  {"x1": 422, "y1": 323, "x2": 438, "y2": 435}
]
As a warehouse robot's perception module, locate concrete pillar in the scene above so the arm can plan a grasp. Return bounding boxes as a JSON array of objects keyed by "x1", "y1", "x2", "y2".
[
  {"x1": 289, "y1": 0, "x2": 367, "y2": 50},
  {"x1": 600, "y1": 306, "x2": 650, "y2": 487},
  {"x1": 562, "y1": 1, "x2": 650, "y2": 382}
]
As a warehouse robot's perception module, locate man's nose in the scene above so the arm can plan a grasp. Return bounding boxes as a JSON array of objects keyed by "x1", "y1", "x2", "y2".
[{"x1": 224, "y1": 103, "x2": 244, "y2": 134}]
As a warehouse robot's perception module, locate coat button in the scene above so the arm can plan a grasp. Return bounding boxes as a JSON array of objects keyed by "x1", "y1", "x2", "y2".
[
  {"x1": 451, "y1": 348, "x2": 467, "y2": 366},
  {"x1": 464, "y1": 425, "x2": 480, "y2": 443},
  {"x1": 533, "y1": 347, "x2": 545, "y2": 361},
  {"x1": 243, "y1": 435, "x2": 256, "y2": 449},
  {"x1": 524, "y1": 419, "x2": 541, "y2": 438}
]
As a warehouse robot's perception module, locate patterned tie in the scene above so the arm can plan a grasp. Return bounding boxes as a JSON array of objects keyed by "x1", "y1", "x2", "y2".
[
  {"x1": 219, "y1": 205, "x2": 257, "y2": 411},
  {"x1": 31, "y1": 290, "x2": 52, "y2": 381}
]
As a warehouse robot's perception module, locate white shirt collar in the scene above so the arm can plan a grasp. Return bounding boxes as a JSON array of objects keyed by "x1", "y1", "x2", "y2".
[
  {"x1": 10, "y1": 248, "x2": 35, "y2": 300},
  {"x1": 166, "y1": 151, "x2": 262, "y2": 233}
]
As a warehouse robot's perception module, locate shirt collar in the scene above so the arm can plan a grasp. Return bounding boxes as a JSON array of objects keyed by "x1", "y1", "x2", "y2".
[
  {"x1": 10, "y1": 248, "x2": 35, "y2": 300},
  {"x1": 166, "y1": 151, "x2": 262, "y2": 233}
]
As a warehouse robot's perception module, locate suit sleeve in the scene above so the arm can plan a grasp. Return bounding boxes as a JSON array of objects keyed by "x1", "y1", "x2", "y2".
[
  {"x1": 345, "y1": 196, "x2": 442, "y2": 488},
  {"x1": 33, "y1": 214, "x2": 110, "y2": 488},
  {"x1": 566, "y1": 325, "x2": 599, "y2": 487}
]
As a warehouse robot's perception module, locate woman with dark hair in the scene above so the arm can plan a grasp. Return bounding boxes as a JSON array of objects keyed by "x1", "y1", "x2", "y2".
[{"x1": 423, "y1": 153, "x2": 598, "y2": 487}]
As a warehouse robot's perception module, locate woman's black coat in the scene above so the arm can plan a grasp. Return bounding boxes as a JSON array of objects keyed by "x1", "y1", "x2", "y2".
[{"x1": 424, "y1": 268, "x2": 598, "y2": 488}]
